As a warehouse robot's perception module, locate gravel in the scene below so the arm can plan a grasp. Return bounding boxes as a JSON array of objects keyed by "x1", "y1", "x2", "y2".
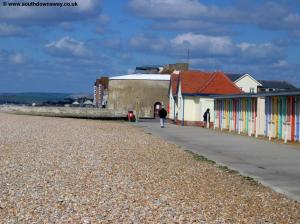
[{"x1": 0, "y1": 113, "x2": 299, "y2": 223}]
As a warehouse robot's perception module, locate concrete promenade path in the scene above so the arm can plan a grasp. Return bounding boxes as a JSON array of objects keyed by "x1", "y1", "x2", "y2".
[{"x1": 135, "y1": 119, "x2": 300, "y2": 202}]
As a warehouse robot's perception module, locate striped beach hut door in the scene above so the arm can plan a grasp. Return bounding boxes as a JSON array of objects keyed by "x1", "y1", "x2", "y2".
[{"x1": 296, "y1": 97, "x2": 300, "y2": 142}]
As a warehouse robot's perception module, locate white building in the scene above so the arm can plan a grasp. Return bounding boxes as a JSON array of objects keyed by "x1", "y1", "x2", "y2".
[
  {"x1": 169, "y1": 71, "x2": 242, "y2": 126},
  {"x1": 226, "y1": 73, "x2": 261, "y2": 93}
]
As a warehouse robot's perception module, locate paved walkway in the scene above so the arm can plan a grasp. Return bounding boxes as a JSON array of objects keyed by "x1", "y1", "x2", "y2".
[{"x1": 135, "y1": 119, "x2": 300, "y2": 202}]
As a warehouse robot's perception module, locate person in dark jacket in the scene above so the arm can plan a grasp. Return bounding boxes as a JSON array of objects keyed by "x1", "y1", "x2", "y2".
[
  {"x1": 203, "y1": 108, "x2": 210, "y2": 128},
  {"x1": 159, "y1": 106, "x2": 168, "y2": 128}
]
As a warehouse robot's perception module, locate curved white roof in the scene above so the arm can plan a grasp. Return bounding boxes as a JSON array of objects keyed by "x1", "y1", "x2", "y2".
[
  {"x1": 84, "y1": 100, "x2": 93, "y2": 105},
  {"x1": 109, "y1": 74, "x2": 170, "y2": 81}
]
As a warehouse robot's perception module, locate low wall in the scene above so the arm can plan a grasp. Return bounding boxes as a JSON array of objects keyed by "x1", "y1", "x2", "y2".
[{"x1": 0, "y1": 105, "x2": 127, "y2": 119}]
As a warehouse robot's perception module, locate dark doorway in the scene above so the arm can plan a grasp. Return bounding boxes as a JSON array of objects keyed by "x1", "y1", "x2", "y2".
[{"x1": 154, "y1": 102, "x2": 162, "y2": 118}]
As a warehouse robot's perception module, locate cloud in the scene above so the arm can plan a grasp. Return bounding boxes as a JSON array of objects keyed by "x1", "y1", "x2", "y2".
[
  {"x1": 236, "y1": 42, "x2": 283, "y2": 64},
  {"x1": 150, "y1": 19, "x2": 235, "y2": 35},
  {"x1": 0, "y1": 23, "x2": 25, "y2": 36},
  {"x1": 129, "y1": 32, "x2": 284, "y2": 66},
  {"x1": 9, "y1": 53, "x2": 26, "y2": 64},
  {"x1": 171, "y1": 33, "x2": 235, "y2": 57},
  {"x1": 0, "y1": 47, "x2": 113, "y2": 92},
  {"x1": 59, "y1": 22, "x2": 74, "y2": 32},
  {"x1": 100, "y1": 37, "x2": 122, "y2": 49},
  {"x1": 45, "y1": 36, "x2": 93, "y2": 58},
  {"x1": 0, "y1": 0, "x2": 103, "y2": 25},
  {"x1": 129, "y1": 34, "x2": 168, "y2": 52},
  {"x1": 95, "y1": 14, "x2": 111, "y2": 33},
  {"x1": 128, "y1": 0, "x2": 208, "y2": 19},
  {"x1": 0, "y1": 50, "x2": 27, "y2": 65},
  {"x1": 127, "y1": 0, "x2": 300, "y2": 33}
]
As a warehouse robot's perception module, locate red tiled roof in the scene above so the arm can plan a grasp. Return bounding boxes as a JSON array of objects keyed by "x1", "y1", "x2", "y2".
[
  {"x1": 179, "y1": 70, "x2": 243, "y2": 95},
  {"x1": 170, "y1": 74, "x2": 179, "y2": 95}
]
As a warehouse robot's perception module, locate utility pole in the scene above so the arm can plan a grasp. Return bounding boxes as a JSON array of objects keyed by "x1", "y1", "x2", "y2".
[{"x1": 187, "y1": 48, "x2": 190, "y2": 70}]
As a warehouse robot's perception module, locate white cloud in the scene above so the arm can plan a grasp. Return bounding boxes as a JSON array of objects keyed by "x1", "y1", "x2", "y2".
[
  {"x1": 9, "y1": 53, "x2": 26, "y2": 64},
  {"x1": 151, "y1": 19, "x2": 233, "y2": 35},
  {"x1": 95, "y1": 14, "x2": 111, "y2": 33},
  {"x1": 129, "y1": 32, "x2": 284, "y2": 66},
  {"x1": 272, "y1": 60, "x2": 289, "y2": 68},
  {"x1": 0, "y1": 0, "x2": 103, "y2": 25},
  {"x1": 128, "y1": 0, "x2": 300, "y2": 32},
  {"x1": 45, "y1": 36, "x2": 92, "y2": 58},
  {"x1": 237, "y1": 42, "x2": 283, "y2": 62},
  {"x1": 0, "y1": 50, "x2": 27, "y2": 65},
  {"x1": 284, "y1": 13, "x2": 300, "y2": 23},
  {"x1": 128, "y1": 0, "x2": 208, "y2": 19},
  {"x1": 101, "y1": 37, "x2": 122, "y2": 49},
  {"x1": 97, "y1": 14, "x2": 110, "y2": 24},
  {"x1": 0, "y1": 23, "x2": 24, "y2": 36},
  {"x1": 77, "y1": 0, "x2": 98, "y2": 11},
  {"x1": 171, "y1": 33, "x2": 235, "y2": 56},
  {"x1": 129, "y1": 34, "x2": 168, "y2": 52}
]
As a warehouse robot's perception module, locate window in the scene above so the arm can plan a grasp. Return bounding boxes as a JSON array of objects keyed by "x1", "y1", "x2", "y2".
[{"x1": 250, "y1": 88, "x2": 255, "y2": 93}]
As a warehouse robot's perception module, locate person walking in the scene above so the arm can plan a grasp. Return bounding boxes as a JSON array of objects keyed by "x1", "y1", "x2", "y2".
[
  {"x1": 203, "y1": 108, "x2": 210, "y2": 128},
  {"x1": 159, "y1": 106, "x2": 167, "y2": 128}
]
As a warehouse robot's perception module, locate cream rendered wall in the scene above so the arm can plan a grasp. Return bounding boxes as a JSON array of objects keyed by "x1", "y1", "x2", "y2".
[
  {"x1": 178, "y1": 95, "x2": 215, "y2": 122},
  {"x1": 183, "y1": 96, "x2": 198, "y2": 121},
  {"x1": 177, "y1": 80, "x2": 215, "y2": 123},
  {"x1": 256, "y1": 97, "x2": 266, "y2": 136},
  {"x1": 169, "y1": 89, "x2": 174, "y2": 119},
  {"x1": 169, "y1": 89, "x2": 178, "y2": 120},
  {"x1": 199, "y1": 98, "x2": 214, "y2": 122},
  {"x1": 177, "y1": 82, "x2": 184, "y2": 122},
  {"x1": 235, "y1": 75, "x2": 260, "y2": 93}
]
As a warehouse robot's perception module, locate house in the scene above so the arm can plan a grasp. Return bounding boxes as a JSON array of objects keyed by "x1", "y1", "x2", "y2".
[
  {"x1": 135, "y1": 63, "x2": 189, "y2": 74},
  {"x1": 107, "y1": 74, "x2": 170, "y2": 118},
  {"x1": 226, "y1": 73, "x2": 261, "y2": 93},
  {"x1": 93, "y1": 77, "x2": 109, "y2": 108},
  {"x1": 226, "y1": 73, "x2": 297, "y2": 93},
  {"x1": 71, "y1": 101, "x2": 80, "y2": 107},
  {"x1": 169, "y1": 71, "x2": 243, "y2": 126},
  {"x1": 214, "y1": 89, "x2": 300, "y2": 142},
  {"x1": 168, "y1": 73, "x2": 179, "y2": 121},
  {"x1": 83, "y1": 100, "x2": 93, "y2": 108},
  {"x1": 257, "y1": 80, "x2": 296, "y2": 92},
  {"x1": 135, "y1": 65, "x2": 163, "y2": 74},
  {"x1": 161, "y1": 63, "x2": 189, "y2": 74}
]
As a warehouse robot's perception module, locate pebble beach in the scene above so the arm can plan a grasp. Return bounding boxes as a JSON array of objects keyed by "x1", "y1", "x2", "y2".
[{"x1": 0, "y1": 113, "x2": 299, "y2": 223}]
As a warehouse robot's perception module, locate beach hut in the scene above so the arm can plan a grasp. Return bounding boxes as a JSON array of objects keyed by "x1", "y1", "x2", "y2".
[
  {"x1": 214, "y1": 94, "x2": 264, "y2": 136},
  {"x1": 263, "y1": 91, "x2": 300, "y2": 142},
  {"x1": 214, "y1": 90, "x2": 300, "y2": 143}
]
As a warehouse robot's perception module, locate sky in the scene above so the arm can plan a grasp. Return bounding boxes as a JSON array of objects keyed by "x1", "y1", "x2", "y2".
[{"x1": 0, "y1": 0, "x2": 300, "y2": 93}]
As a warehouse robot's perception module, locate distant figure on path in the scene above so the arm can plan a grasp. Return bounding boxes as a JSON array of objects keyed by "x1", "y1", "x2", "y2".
[
  {"x1": 159, "y1": 106, "x2": 167, "y2": 128},
  {"x1": 203, "y1": 108, "x2": 210, "y2": 128}
]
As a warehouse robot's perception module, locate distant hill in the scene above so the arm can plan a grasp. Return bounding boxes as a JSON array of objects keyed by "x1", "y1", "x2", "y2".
[{"x1": 0, "y1": 92, "x2": 92, "y2": 105}]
